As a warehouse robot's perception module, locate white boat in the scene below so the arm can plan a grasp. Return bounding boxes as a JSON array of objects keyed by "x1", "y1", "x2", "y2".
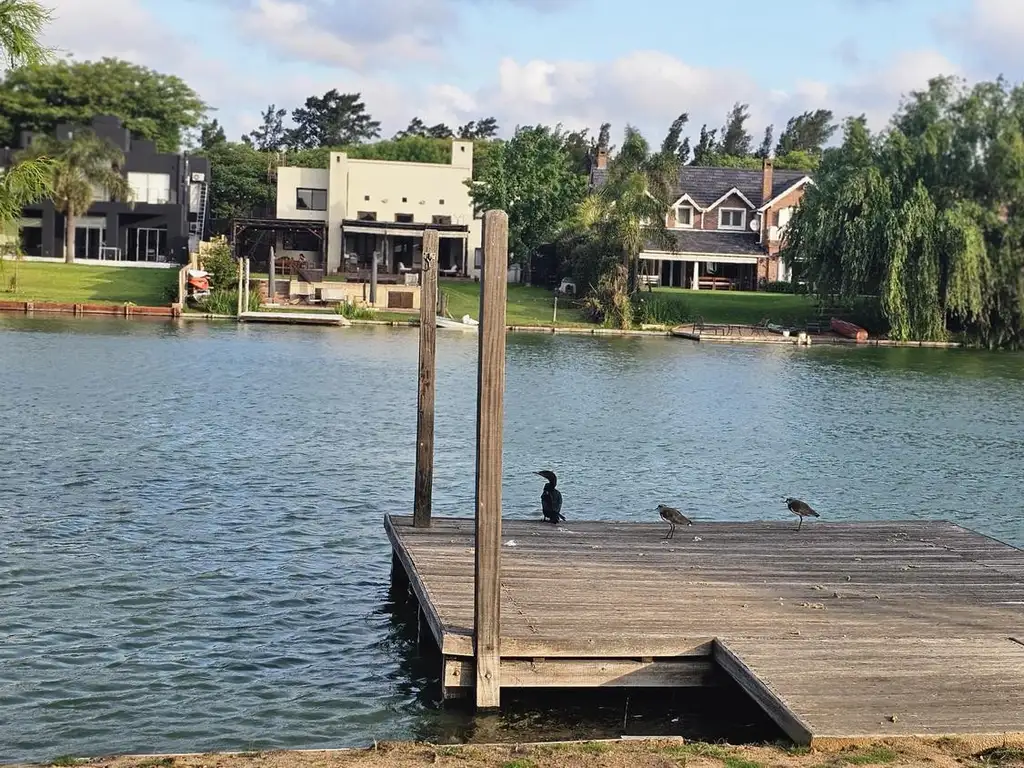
[{"x1": 436, "y1": 315, "x2": 479, "y2": 331}]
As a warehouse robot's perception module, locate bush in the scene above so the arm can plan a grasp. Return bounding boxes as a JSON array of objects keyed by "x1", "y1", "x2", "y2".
[
  {"x1": 631, "y1": 293, "x2": 693, "y2": 325},
  {"x1": 764, "y1": 280, "x2": 809, "y2": 294},
  {"x1": 334, "y1": 301, "x2": 377, "y2": 320},
  {"x1": 200, "y1": 236, "x2": 237, "y2": 291},
  {"x1": 195, "y1": 286, "x2": 262, "y2": 316}
]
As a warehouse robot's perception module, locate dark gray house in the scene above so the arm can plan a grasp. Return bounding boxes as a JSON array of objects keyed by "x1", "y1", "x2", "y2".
[{"x1": 0, "y1": 115, "x2": 210, "y2": 264}]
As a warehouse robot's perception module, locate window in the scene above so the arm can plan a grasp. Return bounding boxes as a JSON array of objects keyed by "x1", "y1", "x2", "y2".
[
  {"x1": 673, "y1": 205, "x2": 693, "y2": 228},
  {"x1": 357, "y1": 211, "x2": 376, "y2": 221},
  {"x1": 401, "y1": 197, "x2": 407, "y2": 203},
  {"x1": 474, "y1": 248, "x2": 482, "y2": 269},
  {"x1": 127, "y1": 172, "x2": 171, "y2": 204},
  {"x1": 438, "y1": 199, "x2": 445, "y2": 205},
  {"x1": 364, "y1": 195, "x2": 370, "y2": 201},
  {"x1": 719, "y1": 208, "x2": 745, "y2": 229},
  {"x1": 295, "y1": 187, "x2": 327, "y2": 211},
  {"x1": 395, "y1": 213, "x2": 414, "y2": 223},
  {"x1": 432, "y1": 215, "x2": 452, "y2": 225}
]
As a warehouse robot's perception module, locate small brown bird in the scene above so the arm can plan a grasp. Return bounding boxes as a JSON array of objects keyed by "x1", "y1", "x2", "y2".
[
  {"x1": 657, "y1": 504, "x2": 692, "y2": 539},
  {"x1": 785, "y1": 497, "x2": 820, "y2": 531}
]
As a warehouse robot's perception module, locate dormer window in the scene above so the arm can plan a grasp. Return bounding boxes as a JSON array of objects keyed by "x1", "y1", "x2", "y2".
[
  {"x1": 673, "y1": 205, "x2": 693, "y2": 228},
  {"x1": 719, "y1": 208, "x2": 746, "y2": 230}
]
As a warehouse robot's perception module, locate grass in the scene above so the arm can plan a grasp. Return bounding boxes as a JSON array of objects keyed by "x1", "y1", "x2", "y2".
[
  {"x1": 723, "y1": 757, "x2": 765, "y2": 768},
  {"x1": 0, "y1": 261, "x2": 177, "y2": 306},
  {"x1": 975, "y1": 746, "x2": 1024, "y2": 765},
  {"x1": 440, "y1": 280, "x2": 588, "y2": 326},
  {"x1": 651, "y1": 286, "x2": 818, "y2": 326},
  {"x1": 815, "y1": 746, "x2": 900, "y2": 766}
]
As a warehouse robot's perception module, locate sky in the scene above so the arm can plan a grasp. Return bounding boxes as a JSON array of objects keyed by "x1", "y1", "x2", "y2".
[{"x1": 38, "y1": 0, "x2": 1024, "y2": 146}]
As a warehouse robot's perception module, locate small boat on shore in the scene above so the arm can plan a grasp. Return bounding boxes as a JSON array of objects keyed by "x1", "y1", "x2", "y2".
[
  {"x1": 670, "y1": 325, "x2": 700, "y2": 341},
  {"x1": 436, "y1": 314, "x2": 479, "y2": 331},
  {"x1": 830, "y1": 318, "x2": 868, "y2": 341}
]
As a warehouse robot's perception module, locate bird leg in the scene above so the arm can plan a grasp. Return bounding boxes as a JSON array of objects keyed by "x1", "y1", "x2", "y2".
[
  {"x1": 663, "y1": 522, "x2": 674, "y2": 540},
  {"x1": 797, "y1": 516, "x2": 803, "y2": 532}
]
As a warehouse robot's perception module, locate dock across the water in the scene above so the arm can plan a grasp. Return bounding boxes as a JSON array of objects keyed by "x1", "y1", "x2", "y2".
[{"x1": 386, "y1": 515, "x2": 1024, "y2": 748}]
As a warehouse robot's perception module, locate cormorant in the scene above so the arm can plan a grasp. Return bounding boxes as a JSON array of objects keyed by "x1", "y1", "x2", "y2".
[
  {"x1": 533, "y1": 470, "x2": 564, "y2": 524},
  {"x1": 784, "y1": 497, "x2": 820, "y2": 531},
  {"x1": 657, "y1": 504, "x2": 692, "y2": 539}
]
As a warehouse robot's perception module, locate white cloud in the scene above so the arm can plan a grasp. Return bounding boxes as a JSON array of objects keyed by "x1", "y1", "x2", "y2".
[
  {"x1": 35, "y1": 0, "x2": 966, "y2": 146},
  {"x1": 940, "y1": 0, "x2": 1024, "y2": 73}
]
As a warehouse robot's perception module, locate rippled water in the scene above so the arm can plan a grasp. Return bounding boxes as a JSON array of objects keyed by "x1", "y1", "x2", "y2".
[{"x1": 1, "y1": 316, "x2": 1023, "y2": 761}]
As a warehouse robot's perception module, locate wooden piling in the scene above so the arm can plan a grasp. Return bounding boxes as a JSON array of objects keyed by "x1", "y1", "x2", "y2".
[
  {"x1": 473, "y1": 210, "x2": 508, "y2": 709},
  {"x1": 413, "y1": 229, "x2": 439, "y2": 528},
  {"x1": 236, "y1": 258, "x2": 244, "y2": 316}
]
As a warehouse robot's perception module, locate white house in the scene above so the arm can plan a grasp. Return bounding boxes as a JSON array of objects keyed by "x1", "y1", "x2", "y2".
[{"x1": 273, "y1": 141, "x2": 482, "y2": 279}]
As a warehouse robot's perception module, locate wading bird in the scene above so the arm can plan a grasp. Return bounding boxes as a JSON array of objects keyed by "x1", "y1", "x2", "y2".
[
  {"x1": 657, "y1": 504, "x2": 692, "y2": 539},
  {"x1": 784, "y1": 497, "x2": 820, "y2": 531},
  {"x1": 534, "y1": 470, "x2": 564, "y2": 524}
]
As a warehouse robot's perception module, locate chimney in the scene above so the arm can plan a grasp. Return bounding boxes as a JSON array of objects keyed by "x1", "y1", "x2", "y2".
[
  {"x1": 761, "y1": 157, "x2": 774, "y2": 207},
  {"x1": 595, "y1": 148, "x2": 608, "y2": 170}
]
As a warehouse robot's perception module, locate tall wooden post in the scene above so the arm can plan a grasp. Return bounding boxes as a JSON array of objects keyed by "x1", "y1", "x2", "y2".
[
  {"x1": 414, "y1": 229, "x2": 439, "y2": 528},
  {"x1": 474, "y1": 210, "x2": 508, "y2": 709},
  {"x1": 268, "y1": 246, "x2": 276, "y2": 305},
  {"x1": 236, "y1": 258, "x2": 244, "y2": 316},
  {"x1": 370, "y1": 248, "x2": 378, "y2": 306}
]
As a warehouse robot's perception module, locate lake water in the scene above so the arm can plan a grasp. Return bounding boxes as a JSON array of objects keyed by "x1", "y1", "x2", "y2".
[{"x1": 1, "y1": 316, "x2": 1023, "y2": 762}]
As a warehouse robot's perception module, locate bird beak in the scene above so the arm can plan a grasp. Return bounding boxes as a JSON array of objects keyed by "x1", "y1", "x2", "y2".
[{"x1": 533, "y1": 471, "x2": 543, "y2": 477}]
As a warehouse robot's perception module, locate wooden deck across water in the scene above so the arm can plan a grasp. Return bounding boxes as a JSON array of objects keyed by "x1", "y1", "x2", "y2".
[{"x1": 385, "y1": 514, "x2": 1024, "y2": 747}]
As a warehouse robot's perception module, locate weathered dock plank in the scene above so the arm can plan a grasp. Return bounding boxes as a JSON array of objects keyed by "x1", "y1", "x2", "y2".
[{"x1": 385, "y1": 514, "x2": 1024, "y2": 745}]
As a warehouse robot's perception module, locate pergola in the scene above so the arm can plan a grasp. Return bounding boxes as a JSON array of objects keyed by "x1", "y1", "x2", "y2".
[{"x1": 230, "y1": 217, "x2": 327, "y2": 272}]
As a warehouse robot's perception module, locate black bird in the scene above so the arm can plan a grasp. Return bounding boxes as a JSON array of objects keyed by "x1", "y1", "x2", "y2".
[
  {"x1": 784, "y1": 497, "x2": 820, "y2": 531},
  {"x1": 533, "y1": 470, "x2": 564, "y2": 524},
  {"x1": 657, "y1": 504, "x2": 692, "y2": 539}
]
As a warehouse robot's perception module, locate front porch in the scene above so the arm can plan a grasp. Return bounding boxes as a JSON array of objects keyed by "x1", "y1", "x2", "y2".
[
  {"x1": 641, "y1": 252, "x2": 761, "y2": 291},
  {"x1": 10, "y1": 212, "x2": 185, "y2": 264},
  {"x1": 339, "y1": 219, "x2": 470, "y2": 281}
]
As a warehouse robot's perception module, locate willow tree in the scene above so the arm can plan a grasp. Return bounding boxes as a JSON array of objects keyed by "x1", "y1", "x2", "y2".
[
  {"x1": 0, "y1": 0, "x2": 55, "y2": 241},
  {"x1": 785, "y1": 77, "x2": 1024, "y2": 347},
  {"x1": 19, "y1": 131, "x2": 133, "y2": 262}
]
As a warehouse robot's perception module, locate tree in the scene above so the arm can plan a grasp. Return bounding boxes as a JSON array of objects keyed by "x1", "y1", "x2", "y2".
[
  {"x1": 458, "y1": 117, "x2": 499, "y2": 139},
  {"x1": 756, "y1": 125, "x2": 774, "y2": 159},
  {"x1": 0, "y1": 0, "x2": 54, "y2": 238},
  {"x1": 287, "y1": 90, "x2": 380, "y2": 149},
  {"x1": 719, "y1": 102, "x2": 753, "y2": 157},
  {"x1": 690, "y1": 124, "x2": 718, "y2": 165},
  {"x1": 244, "y1": 104, "x2": 289, "y2": 151},
  {"x1": 776, "y1": 109, "x2": 837, "y2": 156},
  {"x1": 467, "y1": 124, "x2": 587, "y2": 265},
  {"x1": 425, "y1": 123, "x2": 453, "y2": 138},
  {"x1": 394, "y1": 117, "x2": 428, "y2": 139},
  {"x1": 0, "y1": 58, "x2": 205, "y2": 152},
  {"x1": 784, "y1": 78, "x2": 1024, "y2": 347},
  {"x1": 596, "y1": 122, "x2": 611, "y2": 153},
  {"x1": 198, "y1": 119, "x2": 227, "y2": 150},
  {"x1": 19, "y1": 131, "x2": 133, "y2": 263},
  {"x1": 660, "y1": 113, "x2": 689, "y2": 156},
  {"x1": 194, "y1": 141, "x2": 274, "y2": 220},
  {"x1": 563, "y1": 126, "x2": 679, "y2": 326}
]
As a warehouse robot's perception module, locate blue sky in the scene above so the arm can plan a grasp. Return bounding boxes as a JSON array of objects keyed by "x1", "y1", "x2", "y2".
[{"x1": 43, "y1": 0, "x2": 1023, "y2": 143}]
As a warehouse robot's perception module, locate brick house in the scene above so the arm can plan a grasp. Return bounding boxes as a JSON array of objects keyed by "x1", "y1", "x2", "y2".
[{"x1": 590, "y1": 152, "x2": 811, "y2": 290}]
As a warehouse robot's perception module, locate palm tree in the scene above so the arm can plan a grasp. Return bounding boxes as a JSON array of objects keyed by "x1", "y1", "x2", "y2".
[
  {"x1": 0, "y1": 0, "x2": 55, "y2": 237},
  {"x1": 560, "y1": 126, "x2": 679, "y2": 327},
  {"x1": 19, "y1": 131, "x2": 133, "y2": 263}
]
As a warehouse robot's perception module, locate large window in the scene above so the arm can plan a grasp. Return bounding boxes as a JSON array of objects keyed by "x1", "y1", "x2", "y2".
[
  {"x1": 296, "y1": 187, "x2": 328, "y2": 211},
  {"x1": 395, "y1": 213, "x2": 414, "y2": 223},
  {"x1": 718, "y1": 208, "x2": 746, "y2": 229},
  {"x1": 19, "y1": 226, "x2": 42, "y2": 256},
  {"x1": 432, "y1": 215, "x2": 452, "y2": 225},
  {"x1": 127, "y1": 227, "x2": 168, "y2": 262},
  {"x1": 127, "y1": 172, "x2": 171, "y2": 204}
]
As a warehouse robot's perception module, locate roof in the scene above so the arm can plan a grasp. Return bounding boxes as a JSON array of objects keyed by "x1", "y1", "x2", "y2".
[
  {"x1": 675, "y1": 167, "x2": 807, "y2": 209},
  {"x1": 340, "y1": 219, "x2": 469, "y2": 233},
  {"x1": 646, "y1": 230, "x2": 766, "y2": 257},
  {"x1": 589, "y1": 164, "x2": 809, "y2": 209}
]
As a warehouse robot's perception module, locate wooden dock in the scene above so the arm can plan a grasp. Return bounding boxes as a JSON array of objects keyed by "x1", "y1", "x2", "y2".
[
  {"x1": 385, "y1": 514, "x2": 1024, "y2": 748},
  {"x1": 238, "y1": 311, "x2": 351, "y2": 326}
]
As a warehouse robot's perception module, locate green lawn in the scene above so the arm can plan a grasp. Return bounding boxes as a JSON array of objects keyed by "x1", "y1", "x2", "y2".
[
  {"x1": 0, "y1": 261, "x2": 177, "y2": 306},
  {"x1": 652, "y1": 286, "x2": 818, "y2": 326},
  {"x1": 441, "y1": 280, "x2": 588, "y2": 326}
]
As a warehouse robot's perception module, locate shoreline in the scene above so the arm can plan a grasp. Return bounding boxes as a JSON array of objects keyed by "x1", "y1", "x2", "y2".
[
  {"x1": 0, "y1": 303, "x2": 964, "y2": 348},
  {"x1": 13, "y1": 735, "x2": 1020, "y2": 768}
]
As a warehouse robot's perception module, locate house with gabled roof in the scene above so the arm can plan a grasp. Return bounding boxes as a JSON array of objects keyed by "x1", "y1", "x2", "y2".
[{"x1": 590, "y1": 153, "x2": 811, "y2": 290}]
